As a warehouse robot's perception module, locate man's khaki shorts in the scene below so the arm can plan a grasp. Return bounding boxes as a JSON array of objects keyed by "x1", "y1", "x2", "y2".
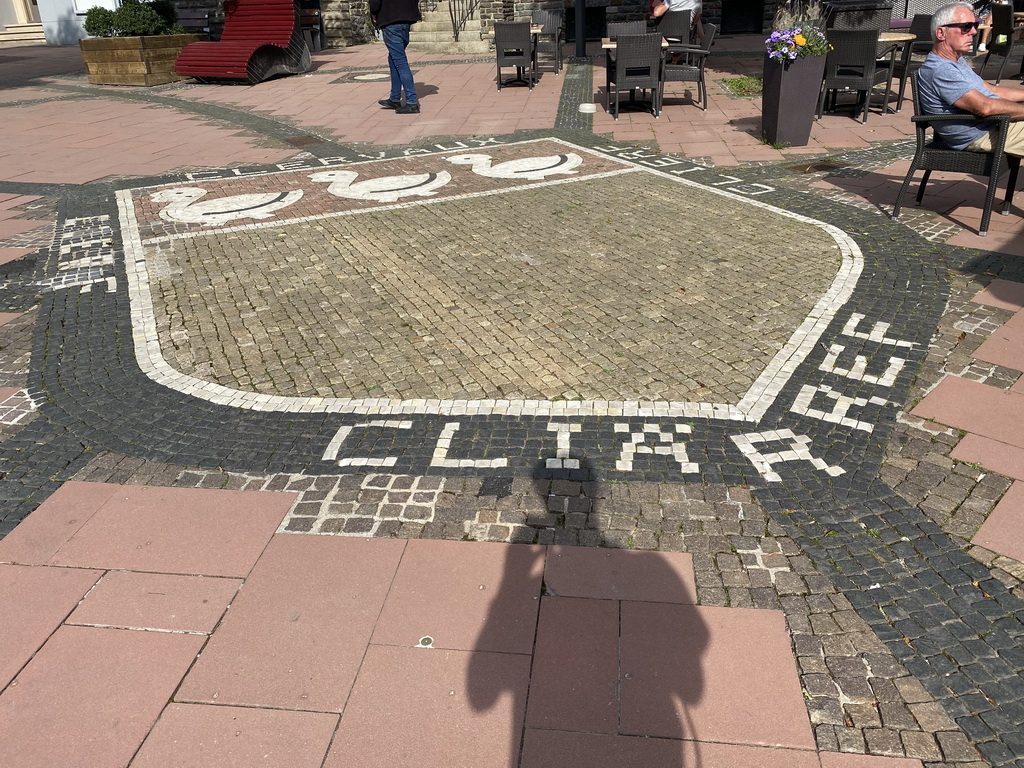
[{"x1": 967, "y1": 121, "x2": 1024, "y2": 156}]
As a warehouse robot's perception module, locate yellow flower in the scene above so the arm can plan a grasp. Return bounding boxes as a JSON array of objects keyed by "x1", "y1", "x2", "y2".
[{"x1": 794, "y1": 34, "x2": 807, "y2": 46}]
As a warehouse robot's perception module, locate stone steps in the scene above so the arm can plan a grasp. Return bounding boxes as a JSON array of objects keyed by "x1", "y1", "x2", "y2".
[
  {"x1": 0, "y1": 23, "x2": 46, "y2": 43},
  {"x1": 408, "y1": 3, "x2": 490, "y2": 54}
]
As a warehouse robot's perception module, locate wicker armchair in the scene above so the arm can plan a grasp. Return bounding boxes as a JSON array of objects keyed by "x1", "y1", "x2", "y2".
[
  {"x1": 606, "y1": 33, "x2": 665, "y2": 118},
  {"x1": 980, "y1": 2, "x2": 1024, "y2": 85},
  {"x1": 494, "y1": 21, "x2": 537, "y2": 91},
  {"x1": 892, "y1": 72, "x2": 1021, "y2": 236},
  {"x1": 818, "y1": 29, "x2": 895, "y2": 123},
  {"x1": 661, "y1": 23, "x2": 717, "y2": 111},
  {"x1": 532, "y1": 9, "x2": 565, "y2": 74}
]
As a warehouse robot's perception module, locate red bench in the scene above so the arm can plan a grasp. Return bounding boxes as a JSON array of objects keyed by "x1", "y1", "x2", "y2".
[{"x1": 175, "y1": 0, "x2": 310, "y2": 85}]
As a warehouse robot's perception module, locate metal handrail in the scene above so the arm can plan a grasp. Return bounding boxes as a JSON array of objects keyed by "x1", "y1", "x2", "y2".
[{"x1": 448, "y1": 0, "x2": 479, "y2": 42}]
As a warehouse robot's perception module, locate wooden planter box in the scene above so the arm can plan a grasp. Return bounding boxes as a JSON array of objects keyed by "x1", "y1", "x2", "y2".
[{"x1": 80, "y1": 34, "x2": 205, "y2": 86}]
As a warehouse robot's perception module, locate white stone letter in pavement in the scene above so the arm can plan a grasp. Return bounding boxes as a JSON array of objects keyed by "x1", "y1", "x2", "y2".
[
  {"x1": 431, "y1": 422, "x2": 508, "y2": 468},
  {"x1": 614, "y1": 423, "x2": 698, "y2": 473},
  {"x1": 731, "y1": 429, "x2": 845, "y2": 483}
]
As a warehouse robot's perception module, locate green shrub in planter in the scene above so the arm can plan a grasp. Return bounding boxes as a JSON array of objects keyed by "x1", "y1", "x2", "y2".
[{"x1": 84, "y1": 0, "x2": 183, "y2": 38}]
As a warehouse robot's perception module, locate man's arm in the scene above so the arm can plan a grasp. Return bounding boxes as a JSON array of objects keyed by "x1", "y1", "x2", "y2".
[
  {"x1": 652, "y1": 1, "x2": 668, "y2": 18},
  {"x1": 954, "y1": 88, "x2": 1024, "y2": 118},
  {"x1": 368, "y1": 0, "x2": 382, "y2": 23}
]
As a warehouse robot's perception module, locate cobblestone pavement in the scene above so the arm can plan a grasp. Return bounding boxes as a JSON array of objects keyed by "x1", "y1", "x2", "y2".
[{"x1": 2, "y1": 47, "x2": 1024, "y2": 768}]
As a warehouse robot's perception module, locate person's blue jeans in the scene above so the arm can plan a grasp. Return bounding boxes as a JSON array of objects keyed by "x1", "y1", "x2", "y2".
[{"x1": 382, "y1": 23, "x2": 418, "y2": 106}]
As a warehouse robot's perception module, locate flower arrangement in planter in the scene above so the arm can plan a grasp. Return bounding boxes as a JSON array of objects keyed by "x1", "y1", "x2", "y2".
[
  {"x1": 761, "y1": 0, "x2": 830, "y2": 147},
  {"x1": 79, "y1": 0, "x2": 204, "y2": 86}
]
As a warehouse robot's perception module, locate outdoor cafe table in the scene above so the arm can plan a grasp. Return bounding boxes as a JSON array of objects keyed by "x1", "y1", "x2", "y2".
[{"x1": 601, "y1": 36, "x2": 670, "y2": 49}]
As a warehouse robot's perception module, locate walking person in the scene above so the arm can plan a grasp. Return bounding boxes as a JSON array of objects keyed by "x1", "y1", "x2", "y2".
[{"x1": 369, "y1": 0, "x2": 421, "y2": 114}]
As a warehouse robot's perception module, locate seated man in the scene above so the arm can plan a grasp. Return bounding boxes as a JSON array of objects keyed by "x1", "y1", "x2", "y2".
[{"x1": 917, "y1": 2, "x2": 1024, "y2": 155}]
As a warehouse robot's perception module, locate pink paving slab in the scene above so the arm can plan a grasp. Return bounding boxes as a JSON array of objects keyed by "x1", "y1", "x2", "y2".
[
  {"x1": 66, "y1": 570, "x2": 242, "y2": 633},
  {"x1": 972, "y1": 279, "x2": 1024, "y2": 312},
  {"x1": 0, "y1": 217, "x2": 49, "y2": 240},
  {"x1": 544, "y1": 545, "x2": 697, "y2": 603},
  {"x1": 0, "y1": 313, "x2": 19, "y2": 328},
  {"x1": 177, "y1": 534, "x2": 405, "y2": 712},
  {"x1": 0, "y1": 480, "x2": 119, "y2": 565},
  {"x1": 0, "y1": 625, "x2": 204, "y2": 768},
  {"x1": 45, "y1": 484, "x2": 292, "y2": 576},
  {"x1": 0, "y1": 564, "x2": 102, "y2": 689},
  {"x1": 951, "y1": 433, "x2": 1024, "y2": 482},
  {"x1": 520, "y1": 729, "x2": 821, "y2": 768},
  {"x1": 371, "y1": 539, "x2": 543, "y2": 653},
  {"x1": 323, "y1": 645, "x2": 531, "y2": 768},
  {"x1": 526, "y1": 595, "x2": 619, "y2": 734},
  {"x1": 972, "y1": 481, "x2": 1024, "y2": 562},
  {"x1": 0, "y1": 387, "x2": 20, "y2": 403},
  {"x1": 619, "y1": 603, "x2": 815, "y2": 749},
  {"x1": 131, "y1": 703, "x2": 339, "y2": 768},
  {"x1": 0, "y1": 247, "x2": 34, "y2": 266},
  {"x1": 911, "y1": 376, "x2": 1024, "y2": 448},
  {"x1": 819, "y1": 752, "x2": 925, "y2": 767},
  {"x1": 973, "y1": 310, "x2": 1024, "y2": 373}
]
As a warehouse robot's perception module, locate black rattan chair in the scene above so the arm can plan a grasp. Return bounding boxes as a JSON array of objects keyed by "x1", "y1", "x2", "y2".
[
  {"x1": 891, "y1": 14, "x2": 933, "y2": 112},
  {"x1": 980, "y1": 2, "x2": 1024, "y2": 84},
  {"x1": 661, "y1": 22, "x2": 717, "y2": 111},
  {"x1": 533, "y1": 8, "x2": 565, "y2": 74},
  {"x1": 656, "y1": 9, "x2": 691, "y2": 44},
  {"x1": 606, "y1": 33, "x2": 664, "y2": 118},
  {"x1": 494, "y1": 21, "x2": 537, "y2": 91},
  {"x1": 892, "y1": 72, "x2": 1021, "y2": 236},
  {"x1": 818, "y1": 29, "x2": 895, "y2": 123},
  {"x1": 606, "y1": 20, "x2": 649, "y2": 66}
]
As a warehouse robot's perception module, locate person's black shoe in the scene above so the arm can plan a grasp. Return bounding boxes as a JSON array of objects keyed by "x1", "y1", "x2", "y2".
[
  {"x1": 395, "y1": 103, "x2": 420, "y2": 114},
  {"x1": 378, "y1": 99, "x2": 401, "y2": 109}
]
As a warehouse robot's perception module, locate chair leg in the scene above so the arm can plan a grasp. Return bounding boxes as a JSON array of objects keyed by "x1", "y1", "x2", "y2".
[
  {"x1": 1003, "y1": 157, "x2": 1021, "y2": 213},
  {"x1": 996, "y1": 53, "x2": 1008, "y2": 85},
  {"x1": 496, "y1": 62, "x2": 501, "y2": 91},
  {"x1": 816, "y1": 86, "x2": 827, "y2": 119},
  {"x1": 916, "y1": 169, "x2": 932, "y2": 205},
  {"x1": 861, "y1": 89, "x2": 869, "y2": 123},
  {"x1": 892, "y1": 163, "x2": 919, "y2": 220},
  {"x1": 979, "y1": 161, "x2": 1004, "y2": 235}
]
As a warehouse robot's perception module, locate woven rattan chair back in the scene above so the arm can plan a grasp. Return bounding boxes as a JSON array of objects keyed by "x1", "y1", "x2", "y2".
[
  {"x1": 494, "y1": 21, "x2": 537, "y2": 90},
  {"x1": 818, "y1": 28, "x2": 889, "y2": 122}
]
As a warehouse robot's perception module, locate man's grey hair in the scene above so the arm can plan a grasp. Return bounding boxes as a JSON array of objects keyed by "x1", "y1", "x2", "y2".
[{"x1": 931, "y1": 2, "x2": 975, "y2": 39}]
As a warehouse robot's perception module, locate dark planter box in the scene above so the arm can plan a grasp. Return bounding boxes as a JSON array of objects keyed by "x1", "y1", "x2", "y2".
[{"x1": 761, "y1": 53, "x2": 827, "y2": 147}]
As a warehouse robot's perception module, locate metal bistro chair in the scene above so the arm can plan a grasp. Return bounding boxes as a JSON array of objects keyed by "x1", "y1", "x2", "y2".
[
  {"x1": 533, "y1": 8, "x2": 565, "y2": 74},
  {"x1": 981, "y1": 2, "x2": 1024, "y2": 84},
  {"x1": 818, "y1": 29, "x2": 896, "y2": 123},
  {"x1": 606, "y1": 33, "x2": 665, "y2": 118},
  {"x1": 661, "y1": 22, "x2": 717, "y2": 111},
  {"x1": 892, "y1": 72, "x2": 1021, "y2": 236},
  {"x1": 494, "y1": 21, "x2": 537, "y2": 91},
  {"x1": 891, "y1": 13, "x2": 933, "y2": 112}
]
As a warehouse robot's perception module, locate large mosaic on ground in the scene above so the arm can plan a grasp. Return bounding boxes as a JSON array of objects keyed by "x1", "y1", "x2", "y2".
[{"x1": 3, "y1": 114, "x2": 1024, "y2": 767}]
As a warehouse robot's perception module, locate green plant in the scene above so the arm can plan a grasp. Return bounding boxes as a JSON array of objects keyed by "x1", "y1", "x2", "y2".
[
  {"x1": 83, "y1": 0, "x2": 179, "y2": 38},
  {"x1": 722, "y1": 75, "x2": 762, "y2": 97}
]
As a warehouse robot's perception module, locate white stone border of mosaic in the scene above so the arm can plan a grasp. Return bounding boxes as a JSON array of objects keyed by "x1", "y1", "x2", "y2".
[{"x1": 116, "y1": 137, "x2": 863, "y2": 422}]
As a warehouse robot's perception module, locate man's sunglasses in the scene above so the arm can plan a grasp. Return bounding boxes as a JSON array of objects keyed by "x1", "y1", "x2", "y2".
[{"x1": 941, "y1": 21, "x2": 980, "y2": 32}]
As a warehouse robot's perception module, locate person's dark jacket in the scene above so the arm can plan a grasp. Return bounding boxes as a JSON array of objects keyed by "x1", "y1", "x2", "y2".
[{"x1": 369, "y1": 0, "x2": 421, "y2": 28}]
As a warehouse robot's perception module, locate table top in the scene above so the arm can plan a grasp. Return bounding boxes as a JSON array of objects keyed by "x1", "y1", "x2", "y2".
[
  {"x1": 879, "y1": 31, "x2": 916, "y2": 42},
  {"x1": 601, "y1": 36, "x2": 670, "y2": 49}
]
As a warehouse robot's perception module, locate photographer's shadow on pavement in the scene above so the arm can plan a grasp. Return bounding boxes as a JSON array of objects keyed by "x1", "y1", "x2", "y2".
[{"x1": 467, "y1": 457, "x2": 710, "y2": 767}]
